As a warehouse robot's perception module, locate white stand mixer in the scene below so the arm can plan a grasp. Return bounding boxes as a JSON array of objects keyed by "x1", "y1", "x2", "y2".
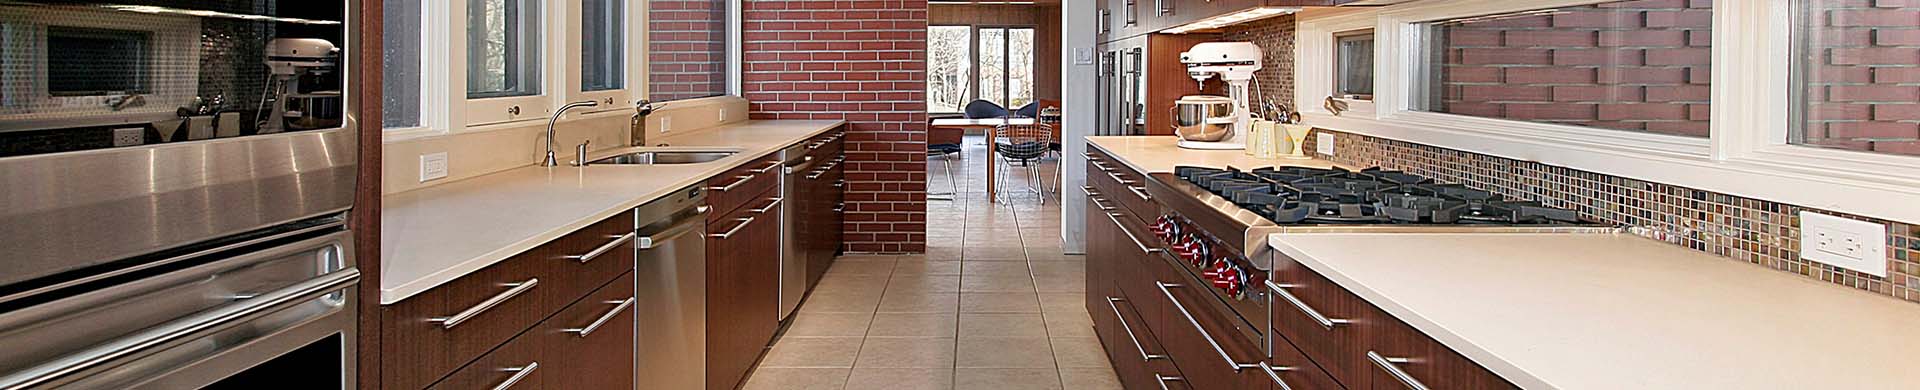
[{"x1": 1176, "y1": 42, "x2": 1263, "y2": 150}]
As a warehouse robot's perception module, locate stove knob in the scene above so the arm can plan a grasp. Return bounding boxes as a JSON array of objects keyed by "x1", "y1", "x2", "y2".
[{"x1": 1202, "y1": 259, "x2": 1229, "y2": 279}]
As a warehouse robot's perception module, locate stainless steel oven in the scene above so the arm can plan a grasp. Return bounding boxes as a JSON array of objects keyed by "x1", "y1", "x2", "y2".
[{"x1": 0, "y1": 0, "x2": 361, "y2": 388}]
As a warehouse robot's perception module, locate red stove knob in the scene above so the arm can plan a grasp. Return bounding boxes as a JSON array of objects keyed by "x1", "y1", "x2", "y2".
[
  {"x1": 1202, "y1": 259, "x2": 1229, "y2": 279},
  {"x1": 1210, "y1": 266, "x2": 1239, "y2": 289}
]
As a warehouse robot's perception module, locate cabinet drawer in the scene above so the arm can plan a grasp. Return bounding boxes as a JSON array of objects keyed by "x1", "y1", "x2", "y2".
[
  {"x1": 1266, "y1": 253, "x2": 1372, "y2": 388},
  {"x1": 1153, "y1": 262, "x2": 1268, "y2": 390},
  {"x1": 706, "y1": 187, "x2": 783, "y2": 390},
  {"x1": 1363, "y1": 308, "x2": 1517, "y2": 390},
  {"x1": 803, "y1": 128, "x2": 845, "y2": 158},
  {"x1": 1106, "y1": 210, "x2": 1167, "y2": 334},
  {"x1": 1095, "y1": 293, "x2": 1181, "y2": 390},
  {"x1": 1085, "y1": 150, "x2": 1156, "y2": 222},
  {"x1": 545, "y1": 271, "x2": 638, "y2": 390},
  {"x1": 706, "y1": 153, "x2": 782, "y2": 219},
  {"x1": 426, "y1": 326, "x2": 545, "y2": 390},
  {"x1": 383, "y1": 213, "x2": 635, "y2": 390},
  {"x1": 1263, "y1": 318, "x2": 1346, "y2": 390}
]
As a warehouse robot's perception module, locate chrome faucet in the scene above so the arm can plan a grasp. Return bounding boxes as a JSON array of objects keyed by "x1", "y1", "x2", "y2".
[
  {"x1": 630, "y1": 99, "x2": 661, "y2": 147},
  {"x1": 542, "y1": 100, "x2": 601, "y2": 167}
]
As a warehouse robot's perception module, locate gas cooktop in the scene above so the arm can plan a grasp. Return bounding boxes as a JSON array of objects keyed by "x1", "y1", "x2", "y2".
[{"x1": 1172, "y1": 165, "x2": 1589, "y2": 226}]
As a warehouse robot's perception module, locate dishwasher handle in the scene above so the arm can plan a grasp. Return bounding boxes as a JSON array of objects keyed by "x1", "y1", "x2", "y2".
[{"x1": 637, "y1": 206, "x2": 711, "y2": 249}]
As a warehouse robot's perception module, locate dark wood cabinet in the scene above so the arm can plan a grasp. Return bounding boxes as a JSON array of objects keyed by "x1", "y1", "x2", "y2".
[
  {"x1": 705, "y1": 186, "x2": 783, "y2": 390},
  {"x1": 424, "y1": 271, "x2": 636, "y2": 390}
]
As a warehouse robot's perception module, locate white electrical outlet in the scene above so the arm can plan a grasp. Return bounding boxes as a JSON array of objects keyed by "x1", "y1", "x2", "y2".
[
  {"x1": 660, "y1": 116, "x2": 673, "y2": 133},
  {"x1": 420, "y1": 152, "x2": 449, "y2": 182},
  {"x1": 719, "y1": 108, "x2": 727, "y2": 121},
  {"x1": 1800, "y1": 211, "x2": 1887, "y2": 277},
  {"x1": 1316, "y1": 133, "x2": 1335, "y2": 156},
  {"x1": 112, "y1": 128, "x2": 144, "y2": 147}
]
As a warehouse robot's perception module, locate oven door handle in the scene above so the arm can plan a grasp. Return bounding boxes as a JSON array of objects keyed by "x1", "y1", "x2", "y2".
[{"x1": 0, "y1": 268, "x2": 361, "y2": 390}]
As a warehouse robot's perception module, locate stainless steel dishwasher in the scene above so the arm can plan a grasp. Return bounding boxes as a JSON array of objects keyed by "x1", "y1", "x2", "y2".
[
  {"x1": 633, "y1": 185, "x2": 707, "y2": 390},
  {"x1": 778, "y1": 144, "x2": 818, "y2": 319}
]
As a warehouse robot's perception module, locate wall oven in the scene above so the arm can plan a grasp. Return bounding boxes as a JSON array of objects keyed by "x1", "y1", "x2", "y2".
[{"x1": 0, "y1": 0, "x2": 361, "y2": 388}]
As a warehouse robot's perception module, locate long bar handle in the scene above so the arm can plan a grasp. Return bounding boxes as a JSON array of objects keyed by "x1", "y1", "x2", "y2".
[
  {"x1": 1127, "y1": 185, "x2": 1152, "y2": 201},
  {"x1": 1368, "y1": 351, "x2": 1431, "y2": 390},
  {"x1": 637, "y1": 207, "x2": 711, "y2": 249},
  {"x1": 491, "y1": 362, "x2": 539, "y2": 390},
  {"x1": 1259, "y1": 362, "x2": 1297, "y2": 390},
  {"x1": 1081, "y1": 186, "x2": 1117, "y2": 211},
  {"x1": 1106, "y1": 297, "x2": 1168, "y2": 361},
  {"x1": 569, "y1": 232, "x2": 634, "y2": 263},
  {"x1": 1265, "y1": 280, "x2": 1350, "y2": 329},
  {"x1": 1158, "y1": 282, "x2": 1259, "y2": 372},
  {"x1": 565, "y1": 297, "x2": 635, "y2": 337},
  {"x1": 709, "y1": 217, "x2": 755, "y2": 239},
  {"x1": 1155, "y1": 374, "x2": 1184, "y2": 390},
  {"x1": 707, "y1": 175, "x2": 753, "y2": 192},
  {"x1": 750, "y1": 197, "x2": 783, "y2": 214},
  {"x1": 750, "y1": 160, "x2": 783, "y2": 174},
  {"x1": 435, "y1": 278, "x2": 539, "y2": 329},
  {"x1": 1107, "y1": 212, "x2": 1162, "y2": 254}
]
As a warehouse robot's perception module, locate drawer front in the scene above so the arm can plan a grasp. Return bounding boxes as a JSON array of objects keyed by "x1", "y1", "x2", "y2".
[
  {"x1": 1267, "y1": 253, "x2": 1372, "y2": 388},
  {"x1": 384, "y1": 213, "x2": 634, "y2": 390},
  {"x1": 1106, "y1": 208, "x2": 1168, "y2": 336},
  {"x1": 545, "y1": 271, "x2": 638, "y2": 390},
  {"x1": 1153, "y1": 262, "x2": 1267, "y2": 390},
  {"x1": 425, "y1": 321, "x2": 545, "y2": 390},
  {"x1": 1096, "y1": 293, "x2": 1181, "y2": 390},
  {"x1": 1363, "y1": 307, "x2": 1517, "y2": 390},
  {"x1": 803, "y1": 128, "x2": 845, "y2": 158},
  {"x1": 1085, "y1": 150, "x2": 1155, "y2": 221},
  {"x1": 706, "y1": 153, "x2": 782, "y2": 219},
  {"x1": 706, "y1": 187, "x2": 783, "y2": 390},
  {"x1": 1263, "y1": 318, "x2": 1346, "y2": 390}
]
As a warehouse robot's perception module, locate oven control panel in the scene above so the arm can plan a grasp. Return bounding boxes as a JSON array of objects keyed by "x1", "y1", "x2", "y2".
[{"x1": 1152, "y1": 214, "x2": 1259, "y2": 301}]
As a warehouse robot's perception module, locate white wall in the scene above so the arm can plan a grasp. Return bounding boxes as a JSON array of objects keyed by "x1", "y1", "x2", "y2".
[{"x1": 1059, "y1": 0, "x2": 1096, "y2": 254}]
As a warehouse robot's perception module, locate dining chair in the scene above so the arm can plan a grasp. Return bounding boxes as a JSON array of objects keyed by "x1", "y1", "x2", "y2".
[
  {"x1": 926, "y1": 143, "x2": 962, "y2": 201},
  {"x1": 964, "y1": 100, "x2": 1010, "y2": 119},
  {"x1": 992, "y1": 123, "x2": 1054, "y2": 204}
]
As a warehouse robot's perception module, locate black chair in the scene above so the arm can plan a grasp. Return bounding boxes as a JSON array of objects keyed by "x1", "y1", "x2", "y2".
[
  {"x1": 963, "y1": 100, "x2": 1009, "y2": 119},
  {"x1": 993, "y1": 123, "x2": 1055, "y2": 203},
  {"x1": 926, "y1": 143, "x2": 962, "y2": 201},
  {"x1": 1013, "y1": 102, "x2": 1039, "y2": 118}
]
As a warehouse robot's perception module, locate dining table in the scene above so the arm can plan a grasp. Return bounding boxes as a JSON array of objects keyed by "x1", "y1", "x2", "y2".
[{"x1": 928, "y1": 117, "x2": 1042, "y2": 203}]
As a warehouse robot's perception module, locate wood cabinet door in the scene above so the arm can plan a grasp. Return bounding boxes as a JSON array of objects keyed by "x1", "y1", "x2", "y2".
[
  {"x1": 425, "y1": 327, "x2": 545, "y2": 390},
  {"x1": 705, "y1": 188, "x2": 783, "y2": 390},
  {"x1": 1363, "y1": 308, "x2": 1518, "y2": 390},
  {"x1": 545, "y1": 272, "x2": 638, "y2": 390}
]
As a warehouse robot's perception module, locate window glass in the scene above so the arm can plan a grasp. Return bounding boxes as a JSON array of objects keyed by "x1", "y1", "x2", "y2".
[
  {"x1": 1794, "y1": 0, "x2": 1920, "y2": 157},
  {"x1": 47, "y1": 27, "x2": 150, "y2": 96},
  {"x1": 648, "y1": 0, "x2": 729, "y2": 101},
  {"x1": 927, "y1": 25, "x2": 972, "y2": 113},
  {"x1": 979, "y1": 28, "x2": 1006, "y2": 109},
  {"x1": 1336, "y1": 32, "x2": 1373, "y2": 100},
  {"x1": 1416, "y1": 1, "x2": 1713, "y2": 137},
  {"x1": 383, "y1": 0, "x2": 421, "y2": 127},
  {"x1": 581, "y1": 0, "x2": 623, "y2": 92},
  {"x1": 1009, "y1": 28, "x2": 1036, "y2": 109},
  {"x1": 973, "y1": 27, "x2": 1035, "y2": 110},
  {"x1": 467, "y1": 0, "x2": 542, "y2": 99}
]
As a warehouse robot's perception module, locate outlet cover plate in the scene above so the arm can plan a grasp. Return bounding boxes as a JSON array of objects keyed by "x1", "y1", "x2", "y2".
[
  {"x1": 112, "y1": 127, "x2": 144, "y2": 147},
  {"x1": 1316, "y1": 133, "x2": 1335, "y2": 156},
  {"x1": 420, "y1": 152, "x2": 449, "y2": 182},
  {"x1": 1799, "y1": 211, "x2": 1887, "y2": 277}
]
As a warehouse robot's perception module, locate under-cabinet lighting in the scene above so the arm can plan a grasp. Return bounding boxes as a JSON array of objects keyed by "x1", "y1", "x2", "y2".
[{"x1": 1162, "y1": 7, "x2": 1300, "y2": 34}]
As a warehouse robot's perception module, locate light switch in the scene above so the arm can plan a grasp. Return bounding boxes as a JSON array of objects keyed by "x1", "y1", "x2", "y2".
[
  {"x1": 1800, "y1": 211, "x2": 1887, "y2": 277},
  {"x1": 1316, "y1": 133, "x2": 1335, "y2": 156},
  {"x1": 420, "y1": 152, "x2": 449, "y2": 182},
  {"x1": 1075, "y1": 48, "x2": 1095, "y2": 65}
]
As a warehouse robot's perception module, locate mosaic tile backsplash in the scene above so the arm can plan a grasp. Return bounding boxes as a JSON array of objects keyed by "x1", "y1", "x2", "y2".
[{"x1": 1308, "y1": 129, "x2": 1920, "y2": 302}]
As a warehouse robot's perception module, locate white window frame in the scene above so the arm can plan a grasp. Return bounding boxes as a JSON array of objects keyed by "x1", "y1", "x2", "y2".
[
  {"x1": 563, "y1": 0, "x2": 632, "y2": 113},
  {"x1": 456, "y1": 0, "x2": 553, "y2": 127},
  {"x1": 1295, "y1": 0, "x2": 1920, "y2": 224}
]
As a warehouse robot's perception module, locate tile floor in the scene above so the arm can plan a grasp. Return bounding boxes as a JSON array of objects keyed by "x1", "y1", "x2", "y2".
[{"x1": 740, "y1": 136, "x2": 1119, "y2": 390}]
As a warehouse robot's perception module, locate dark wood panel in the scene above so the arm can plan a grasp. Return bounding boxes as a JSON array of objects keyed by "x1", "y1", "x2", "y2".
[
  {"x1": 1144, "y1": 33, "x2": 1223, "y2": 136},
  {"x1": 424, "y1": 327, "x2": 545, "y2": 390},
  {"x1": 705, "y1": 187, "x2": 783, "y2": 390},
  {"x1": 1268, "y1": 253, "x2": 1374, "y2": 389},
  {"x1": 351, "y1": 0, "x2": 382, "y2": 389},
  {"x1": 1151, "y1": 254, "x2": 1267, "y2": 390},
  {"x1": 1364, "y1": 307, "x2": 1519, "y2": 390},
  {"x1": 546, "y1": 272, "x2": 638, "y2": 390},
  {"x1": 706, "y1": 153, "x2": 782, "y2": 221}
]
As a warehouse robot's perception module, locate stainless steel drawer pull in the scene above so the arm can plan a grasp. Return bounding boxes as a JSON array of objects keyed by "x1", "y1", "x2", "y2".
[
  {"x1": 566, "y1": 296, "x2": 636, "y2": 337},
  {"x1": 570, "y1": 232, "x2": 635, "y2": 263},
  {"x1": 1367, "y1": 351, "x2": 1431, "y2": 390},
  {"x1": 435, "y1": 278, "x2": 539, "y2": 329},
  {"x1": 1126, "y1": 185, "x2": 1152, "y2": 201},
  {"x1": 708, "y1": 175, "x2": 753, "y2": 192},
  {"x1": 833, "y1": 179, "x2": 845, "y2": 188},
  {"x1": 751, "y1": 197, "x2": 783, "y2": 214},
  {"x1": 833, "y1": 203, "x2": 845, "y2": 213},
  {"x1": 1081, "y1": 186, "x2": 1117, "y2": 211},
  {"x1": 1154, "y1": 374, "x2": 1184, "y2": 390},
  {"x1": 1259, "y1": 361, "x2": 1297, "y2": 390},
  {"x1": 491, "y1": 362, "x2": 539, "y2": 390},
  {"x1": 1157, "y1": 282, "x2": 1259, "y2": 372},
  {"x1": 750, "y1": 160, "x2": 783, "y2": 173},
  {"x1": 710, "y1": 217, "x2": 755, "y2": 239},
  {"x1": 1105, "y1": 297, "x2": 1167, "y2": 361},
  {"x1": 1265, "y1": 280, "x2": 1351, "y2": 329},
  {"x1": 1107, "y1": 212, "x2": 1162, "y2": 254}
]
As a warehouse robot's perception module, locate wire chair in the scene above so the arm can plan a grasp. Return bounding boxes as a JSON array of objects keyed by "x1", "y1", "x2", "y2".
[{"x1": 992, "y1": 123, "x2": 1055, "y2": 204}]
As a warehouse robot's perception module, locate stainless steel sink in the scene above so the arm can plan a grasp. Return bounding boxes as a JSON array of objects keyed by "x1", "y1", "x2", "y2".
[{"x1": 586, "y1": 150, "x2": 739, "y2": 165}]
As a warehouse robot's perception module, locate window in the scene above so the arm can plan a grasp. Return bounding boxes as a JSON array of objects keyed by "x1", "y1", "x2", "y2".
[
  {"x1": 1793, "y1": 0, "x2": 1920, "y2": 157},
  {"x1": 467, "y1": 0, "x2": 542, "y2": 99},
  {"x1": 647, "y1": 0, "x2": 730, "y2": 101},
  {"x1": 979, "y1": 27, "x2": 1035, "y2": 110},
  {"x1": 382, "y1": 0, "x2": 421, "y2": 128},
  {"x1": 46, "y1": 27, "x2": 149, "y2": 96},
  {"x1": 1413, "y1": 1, "x2": 1713, "y2": 137},
  {"x1": 927, "y1": 25, "x2": 972, "y2": 113},
  {"x1": 580, "y1": 0, "x2": 623, "y2": 92},
  {"x1": 1335, "y1": 32, "x2": 1373, "y2": 100}
]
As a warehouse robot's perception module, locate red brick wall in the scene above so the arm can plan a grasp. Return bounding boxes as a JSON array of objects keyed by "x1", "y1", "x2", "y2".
[
  {"x1": 741, "y1": 0, "x2": 929, "y2": 253},
  {"x1": 1434, "y1": 0, "x2": 1713, "y2": 137},
  {"x1": 1804, "y1": 0, "x2": 1920, "y2": 155},
  {"x1": 650, "y1": 0, "x2": 729, "y2": 100}
]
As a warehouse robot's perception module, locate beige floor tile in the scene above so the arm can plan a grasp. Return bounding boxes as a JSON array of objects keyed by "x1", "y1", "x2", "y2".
[
  {"x1": 960, "y1": 273, "x2": 1038, "y2": 292},
  {"x1": 878, "y1": 291, "x2": 960, "y2": 313},
  {"x1": 957, "y1": 313, "x2": 1049, "y2": 337},
  {"x1": 1037, "y1": 293, "x2": 1089, "y2": 314},
  {"x1": 800, "y1": 292, "x2": 883, "y2": 314},
  {"x1": 962, "y1": 246, "x2": 1028, "y2": 260},
  {"x1": 846, "y1": 368, "x2": 955, "y2": 390},
  {"x1": 1042, "y1": 311, "x2": 1095, "y2": 338},
  {"x1": 827, "y1": 260, "x2": 897, "y2": 276},
  {"x1": 1048, "y1": 337, "x2": 1109, "y2": 368},
  {"x1": 1057, "y1": 367, "x2": 1122, "y2": 390},
  {"x1": 955, "y1": 337, "x2": 1056, "y2": 368},
  {"x1": 1027, "y1": 261, "x2": 1084, "y2": 277},
  {"x1": 854, "y1": 338, "x2": 957, "y2": 368},
  {"x1": 1025, "y1": 251, "x2": 1084, "y2": 262},
  {"x1": 888, "y1": 274, "x2": 962, "y2": 293},
  {"x1": 812, "y1": 274, "x2": 890, "y2": 296},
  {"x1": 867, "y1": 312, "x2": 959, "y2": 337},
  {"x1": 741, "y1": 368, "x2": 851, "y2": 390},
  {"x1": 894, "y1": 260, "x2": 963, "y2": 276},
  {"x1": 784, "y1": 312, "x2": 876, "y2": 337},
  {"x1": 961, "y1": 262, "x2": 1031, "y2": 276},
  {"x1": 954, "y1": 368, "x2": 1062, "y2": 390},
  {"x1": 958, "y1": 292, "x2": 1042, "y2": 313},
  {"x1": 761, "y1": 337, "x2": 864, "y2": 367},
  {"x1": 1032, "y1": 277, "x2": 1084, "y2": 293}
]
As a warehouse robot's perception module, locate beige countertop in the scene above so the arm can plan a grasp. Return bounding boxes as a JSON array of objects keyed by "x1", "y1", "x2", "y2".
[
  {"x1": 380, "y1": 120, "x2": 843, "y2": 304},
  {"x1": 1085, "y1": 135, "x2": 1340, "y2": 173},
  {"x1": 1269, "y1": 232, "x2": 1920, "y2": 390}
]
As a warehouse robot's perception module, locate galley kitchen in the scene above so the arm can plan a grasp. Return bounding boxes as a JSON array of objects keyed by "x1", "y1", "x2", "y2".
[{"x1": 5, "y1": 0, "x2": 1920, "y2": 389}]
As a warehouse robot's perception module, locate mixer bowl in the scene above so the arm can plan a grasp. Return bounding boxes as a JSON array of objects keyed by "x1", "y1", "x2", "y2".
[{"x1": 1172, "y1": 95, "x2": 1235, "y2": 142}]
